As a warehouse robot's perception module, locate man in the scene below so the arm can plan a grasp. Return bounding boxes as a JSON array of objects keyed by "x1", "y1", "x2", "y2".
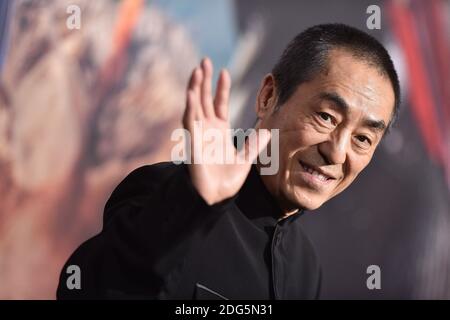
[{"x1": 57, "y1": 23, "x2": 400, "y2": 299}]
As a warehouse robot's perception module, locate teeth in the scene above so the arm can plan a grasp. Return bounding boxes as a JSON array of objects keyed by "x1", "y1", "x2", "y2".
[{"x1": 302, "y1": 163, "x2": 329, "y2": 181}]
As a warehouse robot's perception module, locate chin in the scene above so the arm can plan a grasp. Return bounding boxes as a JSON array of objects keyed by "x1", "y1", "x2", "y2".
[
  {"x1": 298, "y1": 200, "x2": 323, "y2": 211},
  {"x1": 290, "y1": 189, "x2": 326, "y2": 211}
]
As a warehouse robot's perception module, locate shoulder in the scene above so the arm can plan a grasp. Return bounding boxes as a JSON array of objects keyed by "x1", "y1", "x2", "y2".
[{"x1": 104, "y1": 161, "x2": 185, "y2": 215}]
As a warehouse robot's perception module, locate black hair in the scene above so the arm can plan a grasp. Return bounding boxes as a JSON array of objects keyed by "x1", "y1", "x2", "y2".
[{"x1": 272, "y1": 23, "x2": 400, "y2": 132}]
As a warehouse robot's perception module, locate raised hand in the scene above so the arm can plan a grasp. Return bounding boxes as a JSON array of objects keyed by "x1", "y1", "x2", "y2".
[{"x1": 183, "y1": 58, "x2": 271, "y2": 205}]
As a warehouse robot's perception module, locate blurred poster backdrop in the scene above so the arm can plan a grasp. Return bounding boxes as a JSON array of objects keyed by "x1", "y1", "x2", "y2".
[{"x1": 0, "y1": 0, "x2": 449, "y2": 299}]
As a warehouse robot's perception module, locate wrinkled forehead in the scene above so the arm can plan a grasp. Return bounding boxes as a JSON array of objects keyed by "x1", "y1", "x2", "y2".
[{"x1": 312, "y1": 49, "x2": 395, "y2": 125}]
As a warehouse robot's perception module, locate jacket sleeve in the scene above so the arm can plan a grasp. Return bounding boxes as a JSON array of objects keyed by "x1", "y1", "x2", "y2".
[{"x1": 56, "y1": 162, "x2": 234, "y2": 299}]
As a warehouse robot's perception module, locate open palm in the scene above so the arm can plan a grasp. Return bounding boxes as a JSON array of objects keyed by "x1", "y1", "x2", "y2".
[{"x1": 183, "y1": 58, "x2": 271, "y2": 205}]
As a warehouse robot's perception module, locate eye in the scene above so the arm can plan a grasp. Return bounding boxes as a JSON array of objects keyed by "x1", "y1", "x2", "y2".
[
  {"x1": 317, "y1": 112, "x2": 334, "y2": 124},
  {"x1": 355, "y1": 135, "x2": 372, "y2": 146}
]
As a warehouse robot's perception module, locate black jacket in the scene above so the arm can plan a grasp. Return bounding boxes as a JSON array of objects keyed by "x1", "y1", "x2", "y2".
[{"x1": 57, "y1": 162, "x2": 321, "y2": 299}]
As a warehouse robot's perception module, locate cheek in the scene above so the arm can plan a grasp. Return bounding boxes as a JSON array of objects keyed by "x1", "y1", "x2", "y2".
[
  {"x1": 297, "y1": 117, "x2": 332, "y2": 147},
  {"x1": 277, "y1": 130, "x2": 309, "y2": 172},
  {"x1": 279, "y1": 121, "x2": 324, "y2": 152}
]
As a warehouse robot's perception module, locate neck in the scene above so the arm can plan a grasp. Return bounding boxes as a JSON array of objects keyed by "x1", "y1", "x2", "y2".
[{"x1": 255, "y1": 161, "x2": 300, "y2": 220}]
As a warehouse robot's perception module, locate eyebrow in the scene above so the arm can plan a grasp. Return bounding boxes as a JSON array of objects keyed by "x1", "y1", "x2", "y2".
[
  {"x1": 318, "y1": 92, "x2": 386, "y2": 133},
  {"x1": 319, "y1": 92, "x2": 350, "y2": 111}
]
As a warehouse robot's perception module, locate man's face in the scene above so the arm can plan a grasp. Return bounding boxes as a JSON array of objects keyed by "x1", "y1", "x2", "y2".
[{"x1": 256, "y1": 49, "x2": 395, "y2": 213}]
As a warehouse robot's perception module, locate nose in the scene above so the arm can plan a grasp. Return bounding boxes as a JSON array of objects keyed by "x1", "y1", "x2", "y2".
[{"x1": 317, "y1": 131, "x2": 350, "y2": 165}]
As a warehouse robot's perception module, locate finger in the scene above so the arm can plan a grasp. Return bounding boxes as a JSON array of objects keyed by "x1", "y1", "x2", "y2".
[
  {"x1": 200, "y1": 57, "x2": 214, "y2": 118},
  {"x1": 183, "y1": 89, "x2": 195, "y2": 129},
  {"x1": 187, "y1": 67, "x2": 197, "y2": 91},
  {"x1": 192, "y1": 67, "x2": 204, "y2": 119},
  {"x1": 184, "y1": 68, "x2": 204, "y2": 123},
  {"x1": 185, "y1": 68, "x2": 199, "y2": 125},
  {"x1": 213, "y1": 69, "x2": 231, "y2": 121},
  {"x1": 240, "y1": 129, "x2": 271, "y2": 164}
]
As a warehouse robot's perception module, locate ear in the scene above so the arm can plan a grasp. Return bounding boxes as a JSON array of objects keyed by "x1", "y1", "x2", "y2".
[{"x1": 255, "y1": 74, "x2": 278, "y2": 120}]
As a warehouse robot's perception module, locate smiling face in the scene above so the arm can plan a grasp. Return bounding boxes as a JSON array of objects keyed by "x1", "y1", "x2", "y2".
[{"x1": 256, "y1": 49, "x2": 395, "y2": 215}]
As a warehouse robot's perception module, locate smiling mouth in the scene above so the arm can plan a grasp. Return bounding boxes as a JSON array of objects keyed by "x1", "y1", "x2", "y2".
[{"x1": 299, "y1": 161, "x2": 335, "y2": 182}]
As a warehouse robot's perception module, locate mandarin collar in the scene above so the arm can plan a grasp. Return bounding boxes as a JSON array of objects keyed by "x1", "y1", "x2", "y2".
[{"x1": 235, "y1": 165, "x2": 305, "y2": 229}]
